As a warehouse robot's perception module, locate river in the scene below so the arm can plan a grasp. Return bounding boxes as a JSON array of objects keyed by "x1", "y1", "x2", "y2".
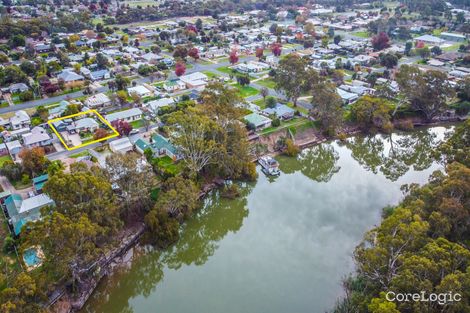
[{"x1": 82, "y1": 126, "x2": 453, "y2": 313}]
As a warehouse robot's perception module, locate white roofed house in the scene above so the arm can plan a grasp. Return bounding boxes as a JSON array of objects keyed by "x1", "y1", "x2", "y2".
[
  {"x1": 163, "y1": 79, "x2": 186, "y2": 92},
  {"x1": 140, "y1": 52, "x2": 162, "y2": 64},
  {"x1": 144, "y1": 97, "x2": 175, "y2": 114},
  {"x1": 179, "y1": 72, "x2": 209, "y2": 89},
  {"x1": 127, "y1": 85, "x2": 153, "y2": 98},
  {"x1": 415, "y1": 34, "x2": 445, "y2": 46},
  {"x1": 22, "y1": 126, "x2": 53, "y2": 148},
  {"x1": 84, "y1": 93, "x2": 111, "y2": 108},
  {"x1": 235, "y1": 61, "x2": 270, "y2": 73},
  {"x1": 9, "y1": 110, "x2": 31, "y2": 130},
  {"x1": 105, "y1": 108, "x2": 143, "y2": 124},
  {"x1": 109, "y1": 137, "x2": 133, "y2": 154},
  {"x1": 440, "y1": 32, "x2": 466, "y2": 42}
]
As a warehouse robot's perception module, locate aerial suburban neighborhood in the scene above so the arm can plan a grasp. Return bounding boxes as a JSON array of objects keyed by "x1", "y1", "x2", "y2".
[{"x1": 0, "y1": 0, "x2": 469, "y2": 313}]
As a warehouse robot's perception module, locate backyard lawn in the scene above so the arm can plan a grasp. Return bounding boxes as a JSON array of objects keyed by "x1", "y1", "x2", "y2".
[
  {"x1": 233, "y1": 84, "x2": 259, "y2": 98},
  {"x1": 70, "y1": 150, "x2": 91, "y2": 158},
  {"x1": 154, "y1": 156, "x2": 183, "y2": 176},
  {"x1": 0, "y1": 155, "x2": 12, "y2": 167},
  {"x1": 352, "y1": 31, "x2": 370, "y2": 38},
  {"x1": 216, "y1": 65, "x2": 236, "y2": 75},
  {"x1": 203, "y1": 71, "x2": 220, "y2": 79},
  {"x1": 260, "y1": 117, "x2": 312, "y2": 136},
  {"x1": 130, "y1": 119, "x2": 145, "y2": 129},
  {"x1": 256, "y1": 78, "x2": 276, "y2": 89}
]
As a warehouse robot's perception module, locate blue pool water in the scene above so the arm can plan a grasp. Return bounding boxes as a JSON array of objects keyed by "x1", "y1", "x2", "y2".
[{"x1": 23, "y1": 248, "x2": 41, "y2": 267}]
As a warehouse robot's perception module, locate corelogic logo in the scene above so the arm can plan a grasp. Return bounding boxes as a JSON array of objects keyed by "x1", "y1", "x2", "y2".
[{"x1": 386, "y1": 291, "x2": 462, "y2": 306}]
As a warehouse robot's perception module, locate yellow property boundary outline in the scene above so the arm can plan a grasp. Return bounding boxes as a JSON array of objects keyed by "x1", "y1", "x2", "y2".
[{"x1": 48, "y1": 110, "x2": 119, "y2": 151}]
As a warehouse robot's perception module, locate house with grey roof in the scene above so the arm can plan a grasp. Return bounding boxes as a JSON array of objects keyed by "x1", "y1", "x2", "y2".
[
  {"x1": 73, "y1": 117, "x2": 99, "y2": 132},
  {"x1": 336, "y1": 88, "x2": 359, "y2": 104},
  {"x1": 145, "y1": 97, "x2": 175, "y2": 114},
  {"x1": 57, "y1": 70, "x2": 85, "y2": 83},
  {"x1": 22, "y1": 126, "x2": 52, "y2": 148},
  {"x1": 89, "y1": 69, "x2": 110, "y2": 81},
  {"x1": 262, "y1": 104, "x2": 295, "y2": 120},
  {"x1": 8, "y1": 83, "x2": 29, "y2": 94},
  {"x1": 9, "y1": 110, "x2": 31, "y2": 130},
  {"x1": 105, "y1": 108, "x2": 143, "y2": 124},
  {"x1": 84, "y1": 93, "x2": 111, "y2": 108},
  {"x1": 5, "y1": 140, "x2": 22, "y2": 158}
]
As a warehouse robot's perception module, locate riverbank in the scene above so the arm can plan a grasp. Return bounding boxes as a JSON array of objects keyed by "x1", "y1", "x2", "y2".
[{"x1": 257, "y1": 115, "x2": 467, "y2": 158}]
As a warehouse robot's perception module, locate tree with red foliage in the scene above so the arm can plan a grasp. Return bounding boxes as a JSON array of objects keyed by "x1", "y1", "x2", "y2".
[
  {"x1": 175, "y1": 62, "x2": 186, "y2": 76},
  {"x1": 371, "y1": 32, "x2": 390, "y2": 51},
  {"x1": 188, "y1": 47, "x2": 200, "y2": 61},
  {"x1": 415, "y1": 40, "x2": 425, "y2": 49},
  {"x1": 94, "y1": 128, "x2": 109, "y2": 140},
  {"x1": 229, "y1": 49, "x2": 239, "y2": 65},
  {"x1": 111, "y1": 119, "x2": 133, "y2": 137},
  {"x1": 255, "y1": 47, "x2": 264, "y2": 60},
  {"x1": 186, "y1": 25, "x2": 198, "y2": 33},
  {"x1": 271, "y1": 43, "x2": 282, "y2": 57}
]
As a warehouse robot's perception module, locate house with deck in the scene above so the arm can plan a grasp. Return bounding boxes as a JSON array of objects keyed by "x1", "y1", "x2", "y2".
[{"x1": 5, "y1": 193, "x2": 54, "y2": 235}]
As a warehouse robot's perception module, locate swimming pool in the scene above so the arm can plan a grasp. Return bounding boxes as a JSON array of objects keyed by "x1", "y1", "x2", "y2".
[{"x1": 23, "y1": 248, "x2": 41, "y2": 267}]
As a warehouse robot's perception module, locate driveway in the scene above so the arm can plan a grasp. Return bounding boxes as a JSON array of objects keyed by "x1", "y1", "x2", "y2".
[{"x1": 0, "y1": 176, "x2": 35, "y2": 199}]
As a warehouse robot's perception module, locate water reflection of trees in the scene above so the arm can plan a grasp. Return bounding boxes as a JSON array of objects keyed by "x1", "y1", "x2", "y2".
[
  {"x1": 84, "y1": 184, "x2": 252, "y2": 313},
  {"x1": 345, "y1": 128, "x2": 442, "y2": 181},
  {"x1": 279, "y1": 144, "x2": 341, "y2": 183},
  {"x1": 163, "y1": 184, "x2": 251, "y2": 268}
]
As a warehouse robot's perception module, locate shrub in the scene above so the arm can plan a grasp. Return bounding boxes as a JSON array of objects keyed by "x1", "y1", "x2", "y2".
[
  {"x1": 271, "y1": 118, "x2": 281, "y2": 127},
  {"x1": 21, "y1": 174, "x2": 30, "y2": 185},
  {"x1": 246, "y1": 122, "x2": 256, "y2": 131},
  {"x1": 455, "y1": 101, "x2": 470, "y2": 116},
  {"x1": 221, "y1": 184, "x2": 240, "y2": 199},
  {"x1": 2, "y1": 236, "x2": 15, "y2": 254},
  {"x1": 395, "y1": 119, "x2": 414, "y2": 131},
  {"x1": 144, "y1": 209, "x2": 180, "y2": 248},
  {"x1": 242, "y1": 162, "x2": 258, "y2": 181},
  {"x1": 284, "y1": 138, "x2": 300, "y2": 157},
  {"x1": 19, "y1": 90, "x2": 33, "y2": 102},
  {"x1": 337, "y1": 132, "x2": 347, "y2": 141},
  {"x1": 266, "y1": 96, "x2": 277, "y2": 108}
]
